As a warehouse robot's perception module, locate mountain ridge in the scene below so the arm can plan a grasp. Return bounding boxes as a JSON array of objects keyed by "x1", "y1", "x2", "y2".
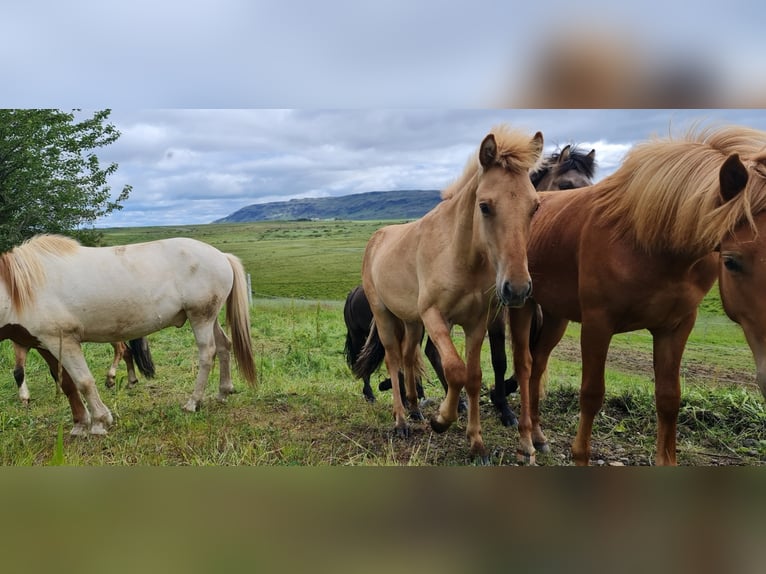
[{"x1": 214, "y1": 189, "x2": 442, "y2": 222}]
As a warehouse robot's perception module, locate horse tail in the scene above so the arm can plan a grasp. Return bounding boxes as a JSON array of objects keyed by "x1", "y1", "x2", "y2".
[
  {"x1": 225, "y1": 253, "x2": 258, "y2": 386},
  {"x1": 352, "y1": 321, "x2": 385, "y2": 381},
  {"x1": 127, "y1": 337, "x2": 156, "y2": 379}
]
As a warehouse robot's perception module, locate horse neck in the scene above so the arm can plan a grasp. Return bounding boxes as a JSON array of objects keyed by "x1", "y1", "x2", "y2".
[{"x1": 445, "y1": 171, "x2": 485, "y2": 266}]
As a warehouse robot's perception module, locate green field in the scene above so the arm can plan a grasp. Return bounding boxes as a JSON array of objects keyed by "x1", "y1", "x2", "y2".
[{"x1": 0, "y1": 220, "x2": 763, "y2": 466}]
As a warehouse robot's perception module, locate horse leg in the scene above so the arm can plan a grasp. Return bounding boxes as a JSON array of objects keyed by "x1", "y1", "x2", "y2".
[
  {"x1": 651, "y1": 315, "x2": 696, "y2": 466},
  {"x1": 424, "y1": 335, "x2": 466, "y2": 413},
  {"x1": 571, "y1": 314, "x2": 613, "y2": 466},
  {"x1": 12, "y1": 342, "x2": 30, "y2": 405},
  {"x1": 35, "y1": 348, "x2": 91, "y2": 436},
  {"x1": 511, "y1": 303, "x2": 569, "y2": 462},
  {"x1": 487, "y1": 310, "x2": 517, "y2": 427},
  {"x1": 373, "y1": 313, "x2": 410, "y2": 437},
  {"x1": 402, "y1": 322, "x2": 424, "y2": 421},
  {"x1": 213, "y1": 321, "x2": 235, "y2": 401},
  {"x1": 118, "y1": 342, "x2": 140, "y2": 386},
  {"x1": 43, "y1": 338, "x2": 113, "y2": 435},
  {"x1": 421, "y1": 307, "x2": 465, "y2": 433},
  {"x1": 464, "y1": 324, "x2": 490, "y2": 464},
  {"x1": 105, "y1": 342, "x2": 122, "y2": 388},
  {"x1": 183, "y1": 319, "x2": 217, "y2": 412}
]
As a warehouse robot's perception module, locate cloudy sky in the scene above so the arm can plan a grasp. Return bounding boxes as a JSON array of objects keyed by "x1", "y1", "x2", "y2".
[
  {"x1": 5, "y1": 3, "x2": 766, "y2": 228},
  {"x1": 94, "y1": 109, "x2": 766, "y2": 228}
]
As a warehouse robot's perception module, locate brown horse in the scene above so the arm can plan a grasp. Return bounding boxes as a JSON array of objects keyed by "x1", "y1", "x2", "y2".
[
  {"x1": 354, "y1": 125, "x2": 543, "y2": 462},
  {"x1": 509, "y1": 125, "x2": 766, "y2": 466},
  {"x1": 717, "y1": 146, "x2": 766, "y2": 401},
  {"x1": 348, "y1": 144, "x2": 595, "y2": 423},
  {"x1": 12, "y1": 338, "x2": 155, "y2": 404}
]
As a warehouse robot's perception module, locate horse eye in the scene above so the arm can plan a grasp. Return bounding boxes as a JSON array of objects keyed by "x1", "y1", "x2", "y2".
[
  {"x1": 479, "y1": 202, "x2": 491, "y2": 216},
  {"x1": 558, "y1": 182, "x2": 574, "y2": 190},
  {"x1": 722, "y1": 255, "x2": 744, "y2": 273}
]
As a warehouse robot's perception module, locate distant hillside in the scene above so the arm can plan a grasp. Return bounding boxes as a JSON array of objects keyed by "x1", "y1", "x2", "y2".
[{"x1": 214, "y1": 190, "x2": 441, "y2": 223}]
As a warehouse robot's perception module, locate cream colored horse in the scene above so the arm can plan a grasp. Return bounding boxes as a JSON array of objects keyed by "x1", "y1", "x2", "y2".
[
  {"x1": 0, "y1": 235, "x2": 257, "y2": 435},
  {"x1": 354, "y1": 125, "x2": 543, "y2": 462}
]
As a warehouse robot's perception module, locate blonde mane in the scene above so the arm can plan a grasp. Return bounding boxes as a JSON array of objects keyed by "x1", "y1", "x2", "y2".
[
  {"x1": 442, "y1": 124, "x2": 544, "y2": 201},
  {"x1": 0, "y1": 234, "x2": 81, "y2": 313},
  {"x1": 590, "y1": 125, "x2": 766, "y2": 255}
]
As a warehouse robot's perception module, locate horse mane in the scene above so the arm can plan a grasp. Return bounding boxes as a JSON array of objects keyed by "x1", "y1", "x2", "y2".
[
  {"x1": 442, "y1": 124, "x2": 543, "y2": 200},
  {"x1": 530, "y1": 145, "x2": 597, "y2": 188},
  {"x1": 0, "y1": 234, "x2": 81, "y2": 313},
  {"x1": 590, "y1": 125, "x2": 766, "y2": 255}
]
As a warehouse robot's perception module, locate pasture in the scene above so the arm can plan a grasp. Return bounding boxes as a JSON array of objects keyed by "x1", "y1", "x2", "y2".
[{"x1": 0, "y1": 220, "x2": 764, "y2": 465}]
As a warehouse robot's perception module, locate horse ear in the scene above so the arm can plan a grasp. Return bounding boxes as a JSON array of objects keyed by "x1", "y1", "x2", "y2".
[
  {"x1": 559, "y1": 145, "x2": 571, "y2": 163},
  {"x1": 479, "y1": 134, "x2": 497, "y2": 168},
  {"x1": 531, "y1": 132, "x2": 544, "y2": 160},
  {"x1": 719, "y1": 153, "x2": 748, "y2": 203},
  {"x1": 587, "y1": 149, "x2": 596, "y2": 162}
]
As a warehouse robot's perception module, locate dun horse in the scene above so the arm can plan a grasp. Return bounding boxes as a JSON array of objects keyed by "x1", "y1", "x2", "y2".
[
  {"x1": 509, "y1": 125, "x2": 766, "y2": 466},
  {"x1": 11, "y1": 338, "x2": 155, "y2": 405},
  {"x1": 0, "y1": 235, "x2": 257, "y2": 435},
  {"x1": 345, "y1": 144, "x2": 596, "y2": 428},
  {"x1": 354, "y1": 125, "x2": 543, "y2": 462}
]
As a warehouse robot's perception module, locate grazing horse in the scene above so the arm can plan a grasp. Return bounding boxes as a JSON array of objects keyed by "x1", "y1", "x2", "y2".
[
  {"x1": 0, "y1": 235, "x2": 257, "y2": 435},
  {"x1": 354, "y1": 125, "x2": 543, "y2": 462},
  {"x1": 346, "y1": 144, "x2": 596, "y2": 424},
  {"x1": 508, "y1": 124, "x2": 766, "y2": 465},
  {"x1": 11, "y1": 338, "x2": 155, "y2": 404}
]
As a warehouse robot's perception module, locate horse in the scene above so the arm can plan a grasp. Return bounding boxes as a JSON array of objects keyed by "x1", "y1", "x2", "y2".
[
  {"x1": 343, "y1": 285, "x2": 424, "y2": 403},
  {"x1": 508, "y1": 124, "x2": 766, "y2": 466},
  {"x1": 716, "y1": 144, "x2": 766, "y2": 402},
  {"x1": 488, "y1": 144, "x2": 597, "y2": 426},
  {"x1": 346, "y1": 144, "x2": 596, "y2": 426},
  {"x1": 11, "y1": 337, "x2": 155, "y2": 405},
  {"x1": 353, "y1": 124, "x2": 544, "y2": 462},
  {"x1": 0, "y1": 235, "x2": 257, "y2": 435}
]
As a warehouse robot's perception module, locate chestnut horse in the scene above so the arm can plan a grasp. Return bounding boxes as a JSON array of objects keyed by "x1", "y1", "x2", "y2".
[
  {"x1": 11, "y1": 337, "x2": 155, "y2": 404},
  {"x1": 0, "y1": 235, "x2": 257, "y2": 435},
  {"x1": 509, "y1": 125, "x2": 766, "y2": 465},
  {"x1": 354, "y1": 125, "x2": 543, "y2": 462},
  {"x1": 716, "y1": 145, "x2": 766, "y2": 401}
]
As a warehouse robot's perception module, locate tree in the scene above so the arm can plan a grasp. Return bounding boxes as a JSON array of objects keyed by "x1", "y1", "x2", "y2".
[{"x1": 0, "y1": 109, "x2": 131, "y2": 251}]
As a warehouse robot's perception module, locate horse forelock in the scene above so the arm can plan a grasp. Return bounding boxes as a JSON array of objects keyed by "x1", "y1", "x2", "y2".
[
  {"x1": 591, "y1": 125, "x2": 766, "y2": 255},
  {"x1": 442, "y1": 125, "x2": 542, "y2": 201},
  {"x1": 530, "y1": 145, "x2": 597, "y2": 187},
  {"x1": 0, "y1": 235, "x2": 80, "y2": 314}
]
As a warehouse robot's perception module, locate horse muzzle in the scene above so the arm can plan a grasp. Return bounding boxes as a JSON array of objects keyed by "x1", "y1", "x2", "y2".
[{"x1": 498, "y1": 279, "x2": 532, "y2": 308}]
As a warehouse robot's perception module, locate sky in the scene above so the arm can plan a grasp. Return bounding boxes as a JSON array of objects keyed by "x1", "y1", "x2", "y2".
[
  {"x1": 4, "y1": 2, "x2": 766, "y2": 228},
  {"x1": 94, "y1": 109, "x2": 766, "y2": 228}
]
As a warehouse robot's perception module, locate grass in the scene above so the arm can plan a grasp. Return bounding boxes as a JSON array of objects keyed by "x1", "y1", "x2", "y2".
[{"x1": 0, "y1": 220, "x2": 763, "y2": 466}]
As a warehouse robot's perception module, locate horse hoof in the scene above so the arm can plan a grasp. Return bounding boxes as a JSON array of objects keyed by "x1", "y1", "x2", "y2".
[
  {"x1": 378, "y1": 379, "x2": 393, "y2": 392},
  {"x1": 534, "y1": 441, "x2": 551, "y2": 454},
  {"x1": 430, "y1": 417, "x2": 450, "y2": 434},
  {"x1": 70, "y1": 424, "x2": 89, "y2": 437},
  {"x1": 500, "y1": 411, "x2": 519, "y2": 428},
  {"x1": 516, "y1": 450, "x2": 537, "y2": 466},
  {"x1": 89, "y1": 423, "x2": 108, "y2": 436},
  {"x1": 394, "y1": 424, "x2": 411, "y2": 439},
  {"x1": 409, "y1": 410, "x2": 424, "y2": 422},
  {"x1": 474, "y1": 455, "x2": 491, "y2": 466},
  {"x1": 364, "y1": 394, "x2": 376, "y2": 403},
  {"x1": 505, "y1": 377, "x2": 518, "y2": 395},
  {"x1": 182, "y1": 400, "x2": 199, "y2": 413},
  {"x1": 457, "y1": 399, "x2": 468, "y2": 415}
]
